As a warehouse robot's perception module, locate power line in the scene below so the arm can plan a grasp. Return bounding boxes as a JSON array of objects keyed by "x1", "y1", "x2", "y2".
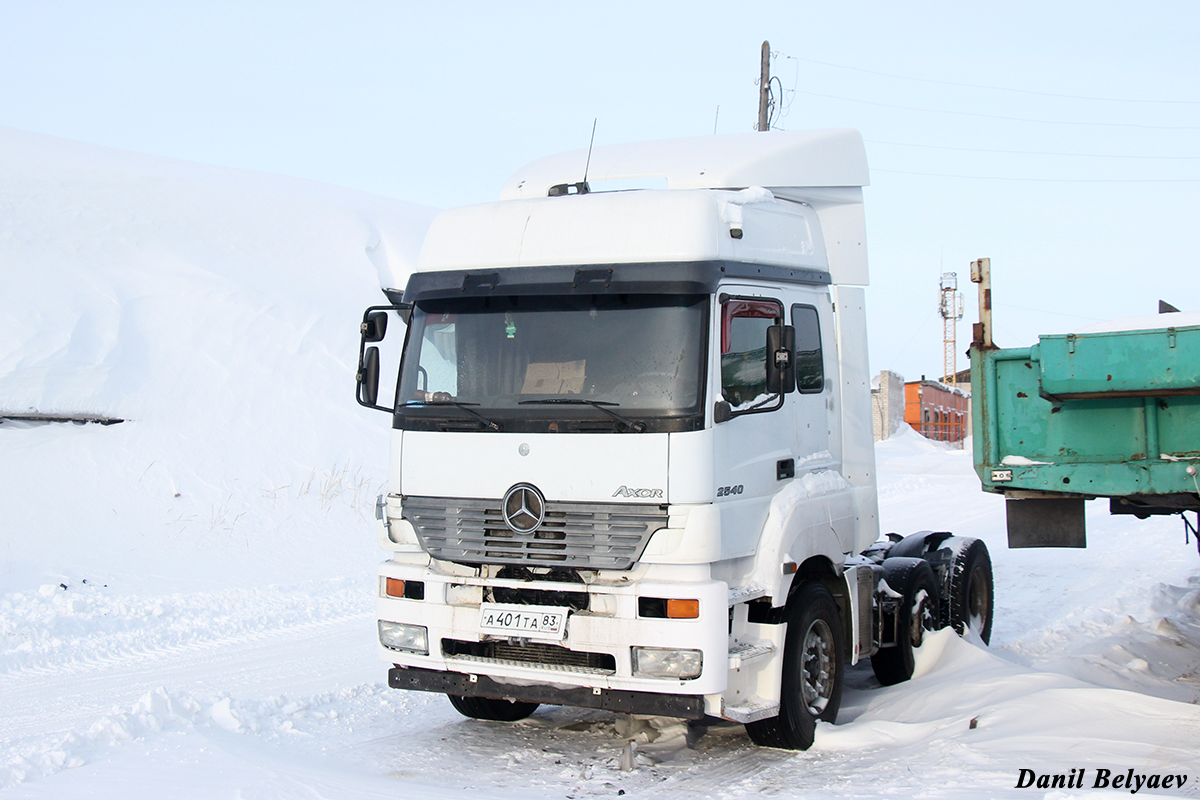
[
  {"x1": 992, "y1": 302, "x2": 1106, "y2": 322},
  {"x1": 881, "y1": 307, "x2": 938, "y2": 367},
  {"x1": 795, "y1": 56, "x2": 1200, "y2": 105},
  {"x1": 874, "y1": 167, "x2": 1200, "y2": 183},
  {"x1": 768, "y1": 75, "x2": 784, "y2": 128},
  {"x1": 797, "y1": 89, "x2": 1200, "y2": 131},
  {"x1": 769, "y1": 50, "x2": 799, "y2": 126},
  {"x1": 865, "y1": 138, "x2": 1200, "y2": 161}
]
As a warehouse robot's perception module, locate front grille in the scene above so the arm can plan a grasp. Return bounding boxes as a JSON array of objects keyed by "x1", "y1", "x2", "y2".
[
  {"x1": 403, "y1": 496, "x2": 667, "y2": 570},
  {"x1": 443, "y1": 638, "x2": 616, "y2": 675}
]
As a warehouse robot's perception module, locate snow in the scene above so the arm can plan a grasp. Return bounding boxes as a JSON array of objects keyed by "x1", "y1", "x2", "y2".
[
  {"x1": 724, "y1": 187, "x2": 776, "y2": 206},
  {"x1": 4, "y1": 128, "x2": 1200, "y2": 798},
  {"x1": 1001, "y1": 455, "x2": 1054, "y2": 466}
]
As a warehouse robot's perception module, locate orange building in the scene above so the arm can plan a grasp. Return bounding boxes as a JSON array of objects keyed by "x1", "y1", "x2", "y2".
[{"x1": 904, "y1": 378, "x2": 969, "y2": 444}]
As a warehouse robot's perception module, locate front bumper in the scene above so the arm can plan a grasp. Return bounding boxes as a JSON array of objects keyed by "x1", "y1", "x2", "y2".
[
  {"x1": 377, "y1": 560, "x2": 728, "y2": 700},
  {"x1": 389, "y1": 666, "x2": 706, "y2": 719}
]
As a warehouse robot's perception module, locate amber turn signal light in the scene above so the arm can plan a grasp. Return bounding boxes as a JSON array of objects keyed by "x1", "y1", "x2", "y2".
[
  {"x1": 666, "y1": 598, "x2": 700, "y2": 619},
  {"x1": 383, "y1": 578, "x2": 425, "y2": 600}
]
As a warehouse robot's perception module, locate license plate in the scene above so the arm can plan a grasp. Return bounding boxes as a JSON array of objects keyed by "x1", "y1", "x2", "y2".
[{"x1": 478, "y1": 603, "x2": 568, "y2": 641}]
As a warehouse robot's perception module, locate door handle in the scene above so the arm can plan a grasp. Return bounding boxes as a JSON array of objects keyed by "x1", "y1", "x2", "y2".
[{"x1": 777, "y1": 458, "x2": 795, "y2": 480}]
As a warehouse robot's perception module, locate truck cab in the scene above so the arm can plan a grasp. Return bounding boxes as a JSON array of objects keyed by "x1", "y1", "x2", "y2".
[{"x1": 358, "y1": 129, "x2": 992, "y2": 749}]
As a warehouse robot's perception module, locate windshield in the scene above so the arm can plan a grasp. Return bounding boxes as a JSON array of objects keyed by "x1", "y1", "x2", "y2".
[{"x1": 396, "y1": 294, "x2": 707, "y2": 433}]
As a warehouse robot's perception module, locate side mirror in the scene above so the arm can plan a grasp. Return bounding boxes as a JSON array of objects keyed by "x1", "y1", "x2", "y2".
[
  {"x1": 361, "y1": 311, "x2": 388, "y2": 343},
  {"x1": 766, "y1": 324, "x2": 796, "y2": 395},
  {"x1": 357, "y1": 346, "x2": 381, "y2": 407},
  {"x1": 713, "y1": 399, "x2": 733, "y2": 424},
  {"x1": 356, "y1": 305, "x2": 400, "y2": 413}
]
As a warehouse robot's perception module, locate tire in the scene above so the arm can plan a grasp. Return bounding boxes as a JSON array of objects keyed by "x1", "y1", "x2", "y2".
[
  {"x1": 745, "y1": 582, "x2": 844, "y2": 750},
  {"x1": 446, "y1": 694, "x2": 539, "y2": 722},
  {"x1": 948, "y1": 538, "x2": 994, "y2": 644},
  {"x1": 871, "y1": 560, "x2": 939, "y2": 686}
]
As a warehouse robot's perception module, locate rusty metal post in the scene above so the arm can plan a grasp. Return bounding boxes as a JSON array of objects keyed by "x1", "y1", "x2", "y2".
[{"x1": 970, "y1": 257, "x2": 992, "y2": 348}]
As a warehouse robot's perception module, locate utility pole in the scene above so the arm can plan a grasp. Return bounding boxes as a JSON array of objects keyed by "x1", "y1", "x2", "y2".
[{"x1": 758, "y1": 41, "x2": 770, "y2": 132}]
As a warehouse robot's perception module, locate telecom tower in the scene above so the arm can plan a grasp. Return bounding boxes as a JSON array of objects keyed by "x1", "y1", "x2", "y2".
[{"x1": 940, "y1": 273, "x2": 964, "y2": 386}]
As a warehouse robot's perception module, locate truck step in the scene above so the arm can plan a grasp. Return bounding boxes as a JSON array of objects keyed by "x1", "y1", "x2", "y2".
[
  {"x1": 722, "y1": 696, "x2": 780, "y2": 724},
  {"x1": 727, "y1": 642, "x2": 775, "y2": 669},
  {"x1": 727, "y1": 585, "x2": 766, "y2": 604}
]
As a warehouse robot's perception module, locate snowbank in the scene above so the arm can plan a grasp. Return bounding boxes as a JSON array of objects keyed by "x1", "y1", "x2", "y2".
[{"x1": 0, "y1": 126, "x2": 437, "y2": 590}]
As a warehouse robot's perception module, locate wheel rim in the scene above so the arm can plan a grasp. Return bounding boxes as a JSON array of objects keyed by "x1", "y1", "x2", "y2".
[
  {"x1": 967, "y1": 565, "x2": 991, "y2": 629},
  {"x1": 801, "y1": 618, "x2": 835, "y2": 715}
]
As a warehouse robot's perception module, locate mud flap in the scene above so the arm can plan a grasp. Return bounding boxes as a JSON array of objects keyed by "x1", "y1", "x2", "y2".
[{"x1": 1006, "y1": 497, "x2": 1086, "y2": 548}]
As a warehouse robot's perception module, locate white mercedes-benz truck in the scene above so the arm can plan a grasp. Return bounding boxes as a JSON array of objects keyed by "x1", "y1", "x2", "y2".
[{"x1": 356, "y1": 129, "x2": 994, "y2": 750}]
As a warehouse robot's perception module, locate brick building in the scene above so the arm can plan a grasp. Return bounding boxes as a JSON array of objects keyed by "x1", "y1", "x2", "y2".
[{"x1": 904, "y1": 378, "x2": 969, "y2": 445}]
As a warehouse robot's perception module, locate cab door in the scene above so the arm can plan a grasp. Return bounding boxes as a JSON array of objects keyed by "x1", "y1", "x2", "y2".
[{"x1": 711, "y1": 292, "x2": 794, "y2": 560}]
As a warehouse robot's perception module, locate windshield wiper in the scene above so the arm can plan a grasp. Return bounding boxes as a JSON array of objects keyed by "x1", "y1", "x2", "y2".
[
  {"x1": 518, "y1": 398, "x2": 646, "y2": 432},
  {"x1": 402, "y1": 400, "x2": 501, "y2": 431}
]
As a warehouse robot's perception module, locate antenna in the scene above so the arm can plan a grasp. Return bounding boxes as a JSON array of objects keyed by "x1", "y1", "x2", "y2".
[
  {"x1": 548, "y1": 119, "x2": 597, "y2": 197},
  {"x1": 582, "y1": 118, "x2": 598, "y2": 184}
]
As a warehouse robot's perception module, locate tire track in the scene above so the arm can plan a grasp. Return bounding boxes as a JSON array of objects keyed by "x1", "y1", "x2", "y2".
[{"x1": 0, "y1": 612, "x2": 376, "y2": 742}]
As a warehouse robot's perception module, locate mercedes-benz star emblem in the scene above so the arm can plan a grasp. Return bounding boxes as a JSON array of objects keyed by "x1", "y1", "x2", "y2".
[{"x1": 502, "y1": 483, "x2": 545, "y2": 533}]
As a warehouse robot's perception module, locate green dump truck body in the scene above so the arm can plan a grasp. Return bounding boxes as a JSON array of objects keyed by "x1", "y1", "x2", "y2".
[{"x1": 971, "y1": 320, "x2": 1200, "y2": 547}]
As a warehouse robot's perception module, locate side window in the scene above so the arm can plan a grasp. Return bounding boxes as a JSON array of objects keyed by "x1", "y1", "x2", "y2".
[
  {"x1": 791, "y1": 304, "x2": 825, "y2": 393},
  {"x1": 720, "y1": 298, "x2": 783, "y2": 412},
  {"x1": 419, "y1": 319, "x2": 459, "y2": 397}
]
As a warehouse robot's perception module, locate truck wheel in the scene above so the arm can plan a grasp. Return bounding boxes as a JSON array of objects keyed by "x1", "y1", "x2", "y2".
[
  {"x1": 745, "y1": 582, "x2": 844, "y2": 750},
  {"x1": 948, "y1": 538, "x2": 993, "y2": 644},
  {"x1": 871, "y1": 560, "x2": 938, "y2": 686},
  {"x1": 446, "y1": 694, "x2": 539, "y2": 722}
]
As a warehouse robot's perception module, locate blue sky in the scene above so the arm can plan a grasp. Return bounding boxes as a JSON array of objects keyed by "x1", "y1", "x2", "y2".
[{"x1": 2, "y1": 1, "x2": 1197, "y2": 381}]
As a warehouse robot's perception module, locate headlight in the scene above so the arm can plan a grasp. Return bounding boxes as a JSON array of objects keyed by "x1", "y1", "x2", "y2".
[
  {"x1": 378, "y1": 620, "x2": 428, "y2": 654},
  {"x1": 632, "y1": 647, "x2": 702, "y2": 680}
]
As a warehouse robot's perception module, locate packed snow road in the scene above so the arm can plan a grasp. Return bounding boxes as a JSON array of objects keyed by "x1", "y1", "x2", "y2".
[{"x1": 0, "y1": 603, "x2": 373, "y2": 743}]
